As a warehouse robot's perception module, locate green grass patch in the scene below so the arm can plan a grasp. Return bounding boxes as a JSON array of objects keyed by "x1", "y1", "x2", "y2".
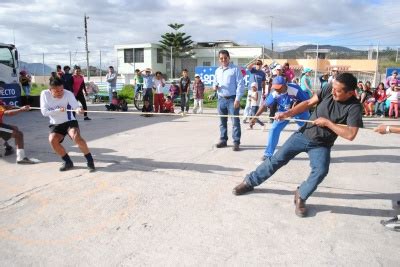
[
  {"x1": 118, "y1": 84, "x2": 134, "y2": 104},
  {"x1": 27, "y1": 83, "x2": 47, "y2": 96}
]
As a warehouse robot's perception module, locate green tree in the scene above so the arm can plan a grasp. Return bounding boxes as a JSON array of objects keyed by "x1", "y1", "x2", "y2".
[{"x1": 159, "y1": 23, "x2": 195, "y2": 78}]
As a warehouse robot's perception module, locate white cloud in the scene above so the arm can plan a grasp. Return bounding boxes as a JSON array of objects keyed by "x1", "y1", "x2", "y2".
[{"x1": 0, "y1": 0, "x2": 398, "y2": 66}]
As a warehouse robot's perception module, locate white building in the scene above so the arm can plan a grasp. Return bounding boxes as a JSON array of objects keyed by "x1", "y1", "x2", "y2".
[
  {"x1": 115, "y1": 41, "x2": 267, "y2": 83},
  {"x1": 115, "y1": 43, "x2": 166, "y2": 84}
]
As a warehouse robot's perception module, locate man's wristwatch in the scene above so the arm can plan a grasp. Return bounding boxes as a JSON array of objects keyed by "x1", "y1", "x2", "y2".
[{"x1": 385, "y1": 125, "x2": 391, "y2": 134}]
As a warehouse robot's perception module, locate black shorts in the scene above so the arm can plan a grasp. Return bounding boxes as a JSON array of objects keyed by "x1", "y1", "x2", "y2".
[
  {"x1": 0, "y1": 123, "x2": 14, "y2": 141},
  {"x1": 49, "y1": 120, "x2": 79, "y2": 141}
]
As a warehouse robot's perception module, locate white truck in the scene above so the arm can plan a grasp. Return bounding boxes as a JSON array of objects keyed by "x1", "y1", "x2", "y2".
[{"x1": 0, "y1": 43, "x2": 20, "y2": 106}]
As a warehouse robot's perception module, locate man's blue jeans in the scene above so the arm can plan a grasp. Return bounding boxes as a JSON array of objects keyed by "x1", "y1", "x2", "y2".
[
  {"x1": 264, "y1": 111, "x2": 310, "y2": 157},
  {"x1": 108, "y1": 85, "x2": 116, "y2": 103},
  {"x1": 245, "y1": 132, "x2": 331, "y2": 200},
  {"x1": 217, "y1": 96, "x2": 241, "y2": 144}
]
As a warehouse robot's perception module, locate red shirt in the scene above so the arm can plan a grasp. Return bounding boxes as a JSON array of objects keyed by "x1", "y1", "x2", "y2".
[
  {"x1": 72, "y1": 75, "x2": 84, "y2": 96},
  {"x1": 374, "y1": 88, "x2": 386, "y2": 102},
  {"x1": 164, "y1": 101, "x2": 174, "y2": 112}
]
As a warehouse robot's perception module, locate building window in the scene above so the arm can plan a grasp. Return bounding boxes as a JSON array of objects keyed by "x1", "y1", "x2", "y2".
[
  {"x1": 203, "y1": 61, "x2": 211, "y2": 66},
  {"x1": 134, "y1": 48, "x2": 144, "y2": 63},
  {"x1": 157, "y1": 48, "x2": 163, "y2": 64},
  {"x1": 124, "y1": 49, "x2": 133, "y2": 63}
]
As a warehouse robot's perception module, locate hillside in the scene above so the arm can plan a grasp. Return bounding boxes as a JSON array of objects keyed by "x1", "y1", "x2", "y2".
[{"x1": 19, "y1": 61, "x2": 53, "y2": 75}]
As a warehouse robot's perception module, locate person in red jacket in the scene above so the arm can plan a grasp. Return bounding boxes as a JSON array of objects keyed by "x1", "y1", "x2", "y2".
[
  {"x1": 163, "y1": 96, "x2": 174, "y2": 113},
  {"x1": 282, "y1": 62, "x2": 295, "y2": 82}
]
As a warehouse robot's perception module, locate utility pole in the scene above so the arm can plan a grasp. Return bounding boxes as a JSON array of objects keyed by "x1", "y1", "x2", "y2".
[
  {"x1": 374, "y1": 44, "x2": 379, "y2": 87},
  {"x1": 170, "y1": 46, "x2": 173, "y2": 79},
  {"x1": 99, "y1": 50, "x2": 102, "y2": 82},
  {"x1": 84, "y1": 13, "x2": 90, "y2": 81},
  {"x1": 270, "y1": 16, "x2": 274, "y2": 59},
  {"x1": 396, "y1": 47, "x2": 399, "y2": 62}
]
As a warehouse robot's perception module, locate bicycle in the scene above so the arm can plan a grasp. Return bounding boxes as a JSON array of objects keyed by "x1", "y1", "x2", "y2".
[{"x1": 133, "y1": 86, "x2": 144, "y2": 110}]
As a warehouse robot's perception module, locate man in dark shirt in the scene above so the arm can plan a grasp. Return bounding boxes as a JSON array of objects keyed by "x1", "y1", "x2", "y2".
[
  {"x1": 62, "y1": 66, "x2": 74, "y2": 93},
  {"x1": 233, "y1": 73, "x2": 363, "y2": 217}
]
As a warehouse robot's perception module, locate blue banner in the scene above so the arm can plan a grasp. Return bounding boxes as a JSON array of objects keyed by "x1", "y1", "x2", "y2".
[
  {"x1": 195, "y1": 66, "x2": 251, "y2": 87},
  {"x1": 386, "y1": 67, "x2": 400, "y2": 78},
  {"x1": 0, "y1": 83, "x2": 21, "y2": 106}
]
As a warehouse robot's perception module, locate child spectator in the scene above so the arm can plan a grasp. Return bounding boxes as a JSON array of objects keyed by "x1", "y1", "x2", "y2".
[
  {"x1": 169, "y1": 81, "x2": 180, "y2": 101},
  {"x1": 386, "y1": 80, "x2": 399, "y2": 119},
  {"x1": 153, "y1": 71, "x2": 166, "y2": 113},
  {"x1": 247, "y1": 82, "x2": 265, "y2": 129},
  {"x1": 373, "y1": 82, "x2": 387, "y2": 117},
  {"x1": 133, "y1": 69, "x2": 144, "y2": 96},
  {"x1": 355, "y1": 81, "x2": 364, "y2": 100},
  {"x1": 179, "y1": 69, "x2": 191, "y2": 114},
  {"x1": 163, "y1": 96, "x2": 174, "y2": 113},
  {"x1": 192, "y1": 74, "x2": 205, "y2": 114},
  {"x1": 120, "y1": 99, "x2": 128, "y2": 112},
  {"x1": 360, "y1": 81, "x2": 374, "y2": 116},
  {"x1": 105, "y1": 91, "x2": 121, "y2": 111},
  {"x1": 141, "y1": 100, "x2": 153, "y2": 117}
]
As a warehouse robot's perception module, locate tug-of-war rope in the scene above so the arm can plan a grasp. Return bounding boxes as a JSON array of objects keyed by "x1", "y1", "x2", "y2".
[{"x1": 24, "y1": 106, "x2": 381, "y2": 131}]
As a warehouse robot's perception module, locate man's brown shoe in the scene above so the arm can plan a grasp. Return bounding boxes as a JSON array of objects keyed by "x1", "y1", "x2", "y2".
[
  {"x1": 294, "y1": 189, "x2": 307, "y2": 217},
  {"x1": 215, "y1": 141, "x2": 227, "y2": 148},
  {"x1": 232, "y1": 143, "x2": 240, "y2": 151},
  {"x1": 232, "y1": 181, "x2": 254, "y2": 195}
]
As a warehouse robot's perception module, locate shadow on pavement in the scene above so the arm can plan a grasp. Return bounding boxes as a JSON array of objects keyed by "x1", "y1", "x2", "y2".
[
  {"x1": 59, "y1": 147, "x2": 243, "y2": 174},
  {"x1": 252, "y1": 188, "x2": 399, "y2": 217}
]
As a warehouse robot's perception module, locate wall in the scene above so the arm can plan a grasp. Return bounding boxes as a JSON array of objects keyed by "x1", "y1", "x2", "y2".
[{"x1": 261, "y1": 59, "x2": 376, "y2": 72}]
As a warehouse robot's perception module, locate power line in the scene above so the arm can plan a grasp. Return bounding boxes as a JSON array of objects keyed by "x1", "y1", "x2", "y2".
[{"x1": 320, "y1": 20, "x2": 400, "y2": 43}]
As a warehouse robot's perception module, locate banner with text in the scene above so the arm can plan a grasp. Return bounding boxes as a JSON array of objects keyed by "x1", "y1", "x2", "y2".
[
  {"x1": 195, "y1": 66, "x2": 250, "y2": 87},
  {"x1": 0, "y1": 83, "x2": 22, "y2": 106}
]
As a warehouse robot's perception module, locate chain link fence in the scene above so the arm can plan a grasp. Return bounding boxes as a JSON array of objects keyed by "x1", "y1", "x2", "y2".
[
  {"x1": 19, "y1": 50, "x2": 116, "y2": 83},
  {"x1": 18, "y1": 44, "x2": 400, "y2": 88}
]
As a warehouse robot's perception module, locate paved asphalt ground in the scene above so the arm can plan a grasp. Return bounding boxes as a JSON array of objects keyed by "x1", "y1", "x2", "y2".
[{"x1": 1, "y1": 104, "x2": 399, "y2": 266}]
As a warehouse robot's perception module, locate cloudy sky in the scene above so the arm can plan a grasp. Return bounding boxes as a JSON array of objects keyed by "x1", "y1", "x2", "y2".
[{"x1": 1, "y1": 0, "x2": 399, "y2": 66}]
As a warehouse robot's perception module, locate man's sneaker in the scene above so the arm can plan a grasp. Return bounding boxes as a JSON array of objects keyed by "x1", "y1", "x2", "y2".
[
  {"x1": 380, "y1": 216, "x2": 400, "y2": 231},
  {"x1": 17, "y1": 157, "x2": 36, "y2": 164},
  {"x1": 59, "y1": 161, "x2": 74, "y2": 171},
  {"x1": 87, "y1": 162, "x2": 96, "y2": 172},
  {"x1": 4, "y1": 146, "x2": 14, "y2": 156},
  {"x1": 215, "y1": 141, "x2": 227, "y2": 148},
  {"x1": 84, "y1": 116, "x2": 92, "y2": 121},
  {"x1": 232, "y1": 143, "x2": 240, "y2": 151},
  {"x1": 232, "y1": 181, "x2": 254, "y2": 195}
]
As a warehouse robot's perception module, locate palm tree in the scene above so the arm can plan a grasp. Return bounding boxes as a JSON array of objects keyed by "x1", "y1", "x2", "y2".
[{"x1": 159, "y1": 23, "x2": 195, "y2": 78}]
